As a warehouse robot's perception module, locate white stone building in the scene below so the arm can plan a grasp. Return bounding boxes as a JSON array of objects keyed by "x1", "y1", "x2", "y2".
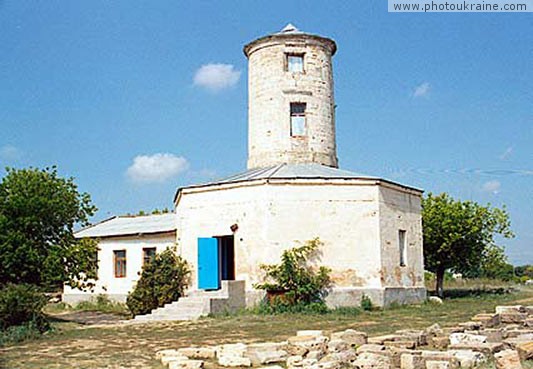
[{"x1": 64, "y1": 24, "x2": 426, "y2": 310}]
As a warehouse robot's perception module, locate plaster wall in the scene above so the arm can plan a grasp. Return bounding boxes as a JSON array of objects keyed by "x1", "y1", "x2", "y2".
[
  {"x1": 63, "y1": 233, "x2": 176, "y2": 304},
  {"x1": 246, "y1": 35, "x2": 338, "y2": 169},
  {"x1": 176, "y1": 180, "x2": 391, "y2": 307}
]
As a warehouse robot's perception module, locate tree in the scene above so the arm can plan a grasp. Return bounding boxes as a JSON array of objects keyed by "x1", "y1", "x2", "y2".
[
  {"x1": 126, "y1": 247, "x2": 190, "y2": 316},
  {"x1": 422, "y1": 193, "x2": 514, "y2": 297},
  {"x1": 0, "y1": 167, "x2": 98, "y2": 290}
]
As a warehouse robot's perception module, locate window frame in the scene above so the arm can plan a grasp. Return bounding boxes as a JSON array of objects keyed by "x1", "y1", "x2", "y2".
[
  {"x1": 398, "y1": 230, "x2": 407, "y2": 267},
  {"x1": 142, "y1": 247, "x2": 156, "y2": 265},
  {"x1": 285, "y1": 53, "x2": 305, "y2": 73},
  {"x1": 290, "y1": 102, "x2": 307, "y2": 137},
  {"x1": 113, "y1": 250, "x2": 127, "y2": 278}
]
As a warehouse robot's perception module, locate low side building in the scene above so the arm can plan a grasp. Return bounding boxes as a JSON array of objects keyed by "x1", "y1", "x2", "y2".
[{"x1": 63, "y1": 213, "x2": 176, "y2": 304}]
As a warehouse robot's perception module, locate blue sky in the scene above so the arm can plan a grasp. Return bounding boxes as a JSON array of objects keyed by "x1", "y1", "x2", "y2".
[{"x1": 1, "y1": 1, "x2": 531, "y2": 264}]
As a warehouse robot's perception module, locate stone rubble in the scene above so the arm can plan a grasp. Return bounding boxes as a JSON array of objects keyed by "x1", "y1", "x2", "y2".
[{"x1": 155, "y1": 304, "x2": 533, "y2": 369}]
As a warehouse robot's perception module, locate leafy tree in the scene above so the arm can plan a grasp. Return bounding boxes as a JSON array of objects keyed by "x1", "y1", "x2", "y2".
[
  {"x1": 0, "y1": 167, "x2": 98, "y2": 290},
  {"x1": 515, "y1": 265, "x2": 533, "y2": 279},
  {"x1": 126, "y1": 247, "x2": 190, "y2": 316},
  {"x1": 254, "y1": 238, "x2": 331, "y2": 308},
  {"x1": 422, "y1": 193, "x2": 514, "y2": 297}
]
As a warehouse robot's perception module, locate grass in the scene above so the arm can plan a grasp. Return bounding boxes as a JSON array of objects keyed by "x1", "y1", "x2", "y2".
[{"x1": 0, "y1": 286, "x2": 532, "y2": 369}]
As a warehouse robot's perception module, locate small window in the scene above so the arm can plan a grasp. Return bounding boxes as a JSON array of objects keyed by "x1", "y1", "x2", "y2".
[
  {"x1": 290, "y1": 102, "x2": 306, "y2": 136},
  {"x1": 287, "y1": 54, "x2": 304, "y2": 73},
  {"x1": 399, "y1": 230, "x2": 407, "y2": 267},
  {"x1": 143, "y1": 247, "x2": 156, "y2": 265},
  {"x1": 114, "y1": 250, "x2": 126, "y2": 278}
]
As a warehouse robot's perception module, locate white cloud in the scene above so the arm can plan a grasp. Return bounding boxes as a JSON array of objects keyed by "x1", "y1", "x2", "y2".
[
  {"x1": 193, "y1": 63, "x2": 241, "y2": 92},
  {"x1": 0, "y1": 145, "x2": 22, "y2": 161},
  {"x1": 127, "y1": 153, "x2": 189, "y2": 183},
  {"x1": 499, "y1": 146, "x2": 513, "y2": 160},
  {"x1": 482, "y1": 180, "x2": 501, "y2": 194},
  {"x1": 413, "y1": 82, "x2": 431, "y2": 98}
]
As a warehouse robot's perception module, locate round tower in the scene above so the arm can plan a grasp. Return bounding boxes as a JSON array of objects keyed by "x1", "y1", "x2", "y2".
[{"x1": 244, "y1": 24, "x2": 338, "y2": 169}]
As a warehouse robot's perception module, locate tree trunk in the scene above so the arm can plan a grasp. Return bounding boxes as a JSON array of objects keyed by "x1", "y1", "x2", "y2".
[{"x1": 436, "y1": 267, "x2": 445, "y2": 298}]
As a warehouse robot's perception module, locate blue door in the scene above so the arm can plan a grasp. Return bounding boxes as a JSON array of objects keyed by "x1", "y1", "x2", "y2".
[{"x1": 197, "y1": 237, "x2": 220, "y2": 290}]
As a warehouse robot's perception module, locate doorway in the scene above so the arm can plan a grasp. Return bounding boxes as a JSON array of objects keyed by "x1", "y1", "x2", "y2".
[{"x1": 217, "y1": 235, "x2": 235, "y2": 281}]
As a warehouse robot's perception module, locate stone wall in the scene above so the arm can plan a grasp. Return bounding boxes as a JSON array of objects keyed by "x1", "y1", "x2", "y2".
[{"x1": 246, "y1": 34, "x2": 338, "y2": 169}]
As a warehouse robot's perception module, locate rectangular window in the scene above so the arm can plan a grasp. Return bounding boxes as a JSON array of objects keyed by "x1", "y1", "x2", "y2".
[
  {"x1": 287, "y1": 54, "x2": 304, "y2": 73},
  {"x1": 399, "y1": 230, "x2": 407, "y2": 267},
  {"x1": 143, "y1": 247, "x2": 156, "y2": 265},
  {"x1": 290, "y1": 102, "x2": 306, "y2": 136},
  {"x1": 114, "y1": 250, "x2": 126, "y2": 278}
]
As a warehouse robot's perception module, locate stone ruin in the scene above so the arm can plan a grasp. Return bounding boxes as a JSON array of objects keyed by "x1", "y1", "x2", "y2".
[{"x1": 155, "y1": 305, "x2": 533, "y2": 369}]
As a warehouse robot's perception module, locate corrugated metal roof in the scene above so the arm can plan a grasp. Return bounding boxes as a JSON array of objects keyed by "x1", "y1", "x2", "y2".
[
  {"x1": 212, "y1": 163, "x2": 376, "y2": 184},
  {"x1": 75, "y1": 213, "x2": 176, "y2": 238}
]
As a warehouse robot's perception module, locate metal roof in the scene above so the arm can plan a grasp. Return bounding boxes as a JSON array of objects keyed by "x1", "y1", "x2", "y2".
[
  {"x1": 75, "y1": 213, "x2": 176, "y2": 238},
  {"x1": 176, "y1": 163, "x2": 423, "y2": 196}
]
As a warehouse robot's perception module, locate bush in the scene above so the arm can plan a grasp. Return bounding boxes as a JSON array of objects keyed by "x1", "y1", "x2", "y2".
[
  {"x1": 254, "y1": 238, "x2": 331, "y2": 312},
  {"x1": 360, "y1": 294, "x2": 373, "y2": 311},
  {"x1": 0, "y1": 283, "x2": 49, "y2": 332},
  {"x1": 126, "y1": 248, "x2": 190, "y2": 316}
]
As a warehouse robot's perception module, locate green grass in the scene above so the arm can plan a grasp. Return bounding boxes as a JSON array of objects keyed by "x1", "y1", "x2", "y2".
[
  {"x1": 1, "y1": 286, "x2": 532, "y2": 369},
  {"x1": 44, "y1": 295, "x2": 130, "y2": 316}
]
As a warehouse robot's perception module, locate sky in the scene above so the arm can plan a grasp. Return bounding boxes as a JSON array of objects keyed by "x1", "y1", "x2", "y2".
[{"x1": 1, "y1": 1, "x2": 531, "y2": 265}]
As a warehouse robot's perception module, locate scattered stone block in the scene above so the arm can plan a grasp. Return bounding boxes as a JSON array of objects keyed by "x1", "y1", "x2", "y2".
[
  {"x1": 458, "y1": 322, "x2": 482, "y2": 331},
  {"x1": 400, "y1": 353, "x2": 425, "y2": 369},
  {"x1": 218, "y1": 356, "x2": 252, "y2": 367},
  {"x1": 168, "y1": 360, "x2": 204, "y2": 369},
  {"x1": 481, "y1": 328, "x2": 503, "y2": 343},
  {"x1": 356, "y1": 344, "x2": 387, "y2": 354},
  {"x1": 448, "y1": 349, "x2": 486, "y2": 368},
  {"x1": 425, "y1": 360, "x2": 451, "y2": 369},
  {"x1": 245, "y1": 342, "x2": 287, "y2": 365},
  {"x1": 428, "y1": 296, "x2": 443, "y2": 304},
  {"x1": 516, "y1": 341, "x2": 533, "y2": 360},
  {"x1": 352, "y1": 352, "x2": 393, "y2": 369},
  {"x1": 449, "y1": 333, "x2": 487, "y2": 346},
  {"x1": 472, "y1": 313, "x2": 500, "y2": 328},
  {"x1": 287, "y1": 335, "x2": 327, "y2": 355},
  {"x1": 504, "y1": 334, "x2": 533, "y2": 349},
  {"x1": 448, "y1": 342, "x2": 504, "y2": 355},
  {"x1": 368, "y1": 334, "x2": 401, "y2": 345},
  {"x1": 396, "y1": 329, "x2": 427, "y2": 346},
  {"x1": 330, "y1": 329, "x2": 367, "y2": 347},
  {"x1": 425, "y1": 323, "x2": 443, "y2": 337},
  {"x1": 177, "y1": 347, "x2": 216, "y2": 359},
  {"x1": 297, "y1": 330, "x2": 323, "y2": 337},
  {"x1": 524, "y1": 317, "x2": 533, "y2": 327},
  {"x1": 156, "y1": 349, "x2": 180, "y2": 360},
  {"x1": 161, "y1": 355, "x2": 189, "y2": 366},
  {"x1": 431, "y1": 336, "x2": 449, "y2": 350},
  {"x1": 286, "y1": 355, "x2": 303, "y2": 369},
  {"x1": 384, "y1": 340, "x2": 416, "y2": 349},
  {"x1": 496, "y1": 306, "x2": 525, "y2": 314},
  {"x1": 494, "y1": 349, "x2": 523, "y2": 369},
  {"x1": 501, "y1": 312, "x2": 528, "y2": 324},
  {"x1": 320, "y1": 350, "x2": 357, "y2": 365},
  {"x1": 306, "y1": 350, "x2": 326, "y2": 361},
  {"x1": 256, "y1": 366, "x2": 284, "y2": 369}
]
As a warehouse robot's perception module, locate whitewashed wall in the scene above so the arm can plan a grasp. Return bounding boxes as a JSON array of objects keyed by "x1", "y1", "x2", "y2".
[
  {"x1": 63, "y1": 232, "x2": 175, "y2": 304},
  {"x1": 175, "y1": 179, "x2": 425, "y2": 307}
]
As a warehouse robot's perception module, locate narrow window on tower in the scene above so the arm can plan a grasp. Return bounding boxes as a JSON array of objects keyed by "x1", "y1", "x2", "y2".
[
  {"x1": 290, "y1": 103, "x2": 306, "y2": 136},
  {"x1": 399, "y1": 230, "x2": 407, "y2": 267},
  {"x1": 286, "y1": 54, "x2": 304, "y2": 73}
]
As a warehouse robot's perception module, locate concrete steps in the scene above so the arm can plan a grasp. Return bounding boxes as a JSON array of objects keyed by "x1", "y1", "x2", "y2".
[{"x1": 132, "y1": 280, "x2": 245, "y2": 322}]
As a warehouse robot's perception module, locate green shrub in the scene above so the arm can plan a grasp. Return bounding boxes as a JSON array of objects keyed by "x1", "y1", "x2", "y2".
[
  {"x1": 254, "y1": 238, "x2": 331, "y2": 311},
  {"x1": 0, "y1": 283, "x2": 49, "y2": 332},
  {"x1": 0, "y1": 319, "x2": 49, "y2": 346},
  {"x1": 74, "y1": 294, "x2": 128, "y2": 315},
  {"x1": 126, "y1": 247, "x2": 190, "y2": 316},
  {"x1": 360, "y1": 294, "x2": 373, "y2": 311}
]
